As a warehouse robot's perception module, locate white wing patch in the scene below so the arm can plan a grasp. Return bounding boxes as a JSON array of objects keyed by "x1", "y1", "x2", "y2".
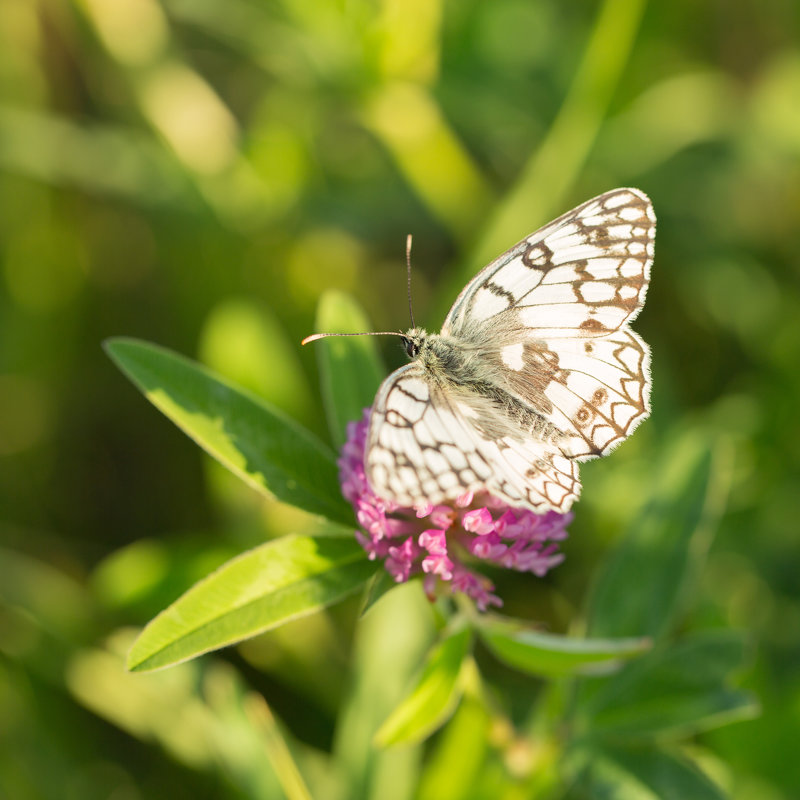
[
  {"x1": 517, "y1": 301, "x2": 630, "y2": 335},
  {"x1": 501, "y1": 342, "x2": 525, "y2": 370},
  {"x1": 472, "y1": 286, "x2": 512, "y2": 320}
]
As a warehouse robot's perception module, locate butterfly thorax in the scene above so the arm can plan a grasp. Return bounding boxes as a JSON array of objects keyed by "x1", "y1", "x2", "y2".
[
  {"x1": 402, "y1": 328, "x2": 483, "y2": 383},
  {"x1": 401, "y1": 326, "x2": 569, "y2": 446}
]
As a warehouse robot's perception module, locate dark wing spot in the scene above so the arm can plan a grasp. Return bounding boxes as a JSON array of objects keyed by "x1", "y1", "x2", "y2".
[
  {"x1": 588, "y1": 227, "x2": 611, "y2": 246},
  {"x1": 573, "y1": 259, "x2": 589, "y2": 276},
  {"x1": 579, "y1": 318, "x2": 608, "y2": 334},
  {"x1": 484, "y1": 281, "x2": 515, "y2": 304},
  {"x1": 523, "y1": 241, "x2": 554, "y2": 270},
  {"x1": 592, "y1": 388, "x2": 608, "y2": 405}
]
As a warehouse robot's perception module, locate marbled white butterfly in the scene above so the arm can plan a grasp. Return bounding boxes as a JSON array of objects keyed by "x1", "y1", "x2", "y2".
[{"x1": 307, "y1": 188, "x2": 654, "y2": 513}]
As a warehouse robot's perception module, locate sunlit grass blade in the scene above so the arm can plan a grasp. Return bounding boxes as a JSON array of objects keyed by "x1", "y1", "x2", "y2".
[
  {"x1": 465, "y1": 0, "x2": 647, "y2": 273},
  {"x1": 311, "y1": 290, "x2": 385, "y2": 448},
  {"x1": 68, "y1": 631, "x2": 297, "y2": 796},
  {"x1": 244, "y1": 694, "x2": 313, "y2": 800},
  {"x1": 375, "y1": 627, "x2": 471, "y2": 747},
  {"x1": 105, "y1": 337, "x2": 353, "y2": 526},
  {"x1": 126, "y1": 534, "x2": 375, "y2": 671},
  {"x1": 576, "y1": 630, "x2": 759, "y2": 740},
  {"x1": 586, "y1": 435, "x2": 732, "y2": 640},
  {"x1": 477, "y1": 617, "x2": 651, "y2": 677},
  {"x1": 198, "y1": 298, "x2": 315, "y2": 425},
  {"x1": 0, "y1": 105, "x2": 199, "y2": 210},
  {"x1": 331, "y1": 581, "x2": 434, "y2": 796},
  {"x1": 362, "y1": 84, "x2": 494, "y2": 242}
]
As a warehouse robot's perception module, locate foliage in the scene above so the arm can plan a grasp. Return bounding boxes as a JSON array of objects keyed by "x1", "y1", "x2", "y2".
[
  {"x1": 98, "y1": 320, "x2": 756, "y2": 797},
  {"x1": 2, "y1": 0, "x2": 798, "y2": 798}
]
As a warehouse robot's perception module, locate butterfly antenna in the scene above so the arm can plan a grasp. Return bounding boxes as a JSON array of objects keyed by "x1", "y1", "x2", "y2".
[
  {"x1": 406, "y1": 234, "x2": 416, "y2": 328},
  {"x1": 301, "y1": 330, "x2": 405, "y2": 346},
  {"x1": 304, "y1": 236, "x2": 417, "y2": 346}
]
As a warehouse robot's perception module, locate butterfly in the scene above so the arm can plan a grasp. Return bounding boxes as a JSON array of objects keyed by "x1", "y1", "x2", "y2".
[{"x1": 308, "y1": 188, "x2": 654, "y2": 513}]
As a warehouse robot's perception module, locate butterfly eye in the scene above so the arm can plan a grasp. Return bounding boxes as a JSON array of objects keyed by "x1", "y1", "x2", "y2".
[{"x1": 403, "y1": 337, "x2": 419, "y2": 358}]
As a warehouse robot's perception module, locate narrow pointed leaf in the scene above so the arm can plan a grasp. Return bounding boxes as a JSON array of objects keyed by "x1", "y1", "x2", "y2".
[
  {"x1": 567, "y1": 744, "x2": 728, "y2": 800},
  {"x1": 359, "y1": 569, "x2": 398, "y2": 617},
  {"x1": 607, "y1": 745, "x2": 728, "y2": 800},
  {"x1": 478, "y1": 618, "x2": 651, "y2": 677},
  {"x1": 105, "y1": 337, "x2": 352, "y2": 525},
  {"x1": 587, "y1": 436, "x2": 732, "y2": 640},
  {"x1": 375, "y1": 627, "x2": 471, "y2": 747},
  {"x1": 312, "y1": 290, "x2": 385, "y2": 447},
  {"x1": 578, "y1": 630, "x2": 759, "y2": 740},
  {"x1": 127, "y1": 534, "x2": 374, "y2": 671}
]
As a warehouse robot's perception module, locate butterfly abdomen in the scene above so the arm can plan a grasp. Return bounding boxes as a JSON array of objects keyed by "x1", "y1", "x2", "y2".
[{"x1": 415, "y1": 334, "x2": 562, "y2": 446}]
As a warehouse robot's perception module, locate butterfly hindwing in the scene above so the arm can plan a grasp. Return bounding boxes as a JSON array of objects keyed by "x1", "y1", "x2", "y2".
[
  {"x1": 366, "y1": 364, "x2": 488, "y2": 507},
  {"x1": 367, "y1": 365, "x2": 581, "y2": 512},
  {"x1": 539, "y1": 328, "x2": 651, "y2": 458},
  {"x1": 474, "y1": 328, "x2": 651, "y2": 460}
]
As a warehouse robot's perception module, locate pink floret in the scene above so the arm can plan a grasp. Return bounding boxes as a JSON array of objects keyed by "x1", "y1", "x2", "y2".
[{"x1": 338, "y1": 409, "x2": 572, "y2": 609}]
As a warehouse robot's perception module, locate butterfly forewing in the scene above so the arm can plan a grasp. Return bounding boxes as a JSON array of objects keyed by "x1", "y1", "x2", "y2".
[
  {"x1": 442, "y1": 188, "x2": 653, "y2": 338},
  {"x1": 444, "y1": 187, "x2": 653, "y2": 461}
]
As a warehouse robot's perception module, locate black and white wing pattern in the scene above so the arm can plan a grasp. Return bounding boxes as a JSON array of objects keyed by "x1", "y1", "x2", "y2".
[
  {"x1": 366, "y1": 364, "x2": 580, "y2": 512},
  {"x1": 443, "y1": 188, "x2": 653, "y2": 338},
  {"x1": 365, "y1": 188, "x2": 654, "y2": 513},
  {"x1": 443, "y1": 187, "x2": 654, "y2": 462}
]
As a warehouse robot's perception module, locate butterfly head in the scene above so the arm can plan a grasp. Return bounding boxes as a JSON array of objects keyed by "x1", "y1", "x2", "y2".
[{"x1": 401, "y1": 328, "x2": 428, "y2": 360}]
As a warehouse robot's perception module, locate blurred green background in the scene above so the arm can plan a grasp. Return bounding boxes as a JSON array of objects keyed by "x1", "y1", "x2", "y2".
[{"x1": 1, "y1": 0, "x2": 799, "y2": 797}]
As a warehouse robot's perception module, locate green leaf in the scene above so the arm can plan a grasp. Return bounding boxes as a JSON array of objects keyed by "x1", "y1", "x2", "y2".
[
  {"x1": 477, "y1": 617, "x2": 651, "y2": 677},
  {"x1": 417, "y1": 695, "x2": 492, "y2": 800},
  {"x1": 127, "y1": 534, "x2": 374, "y2": 671},
  {"x1": 359, "y1": 569, "x2": 398, "y2": 618},
  {"x1": 578, "y1": 630, "x2": 759, "y2": 741},
  {"x1": 587, "y1": 436, "x2": 732, "y2": 640},
  {"x1": 566, "y1": 744, "x2": 728, "y2": 800},
  {"x1": 375, "y1": 627, "x2": 472, "y2": 747},
  {"x1": 311, "y1": 290, "x2": 385, "y2": 447},
  {"x1": 105, "y1": 337, "x2": 353, "y2": 526}
]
